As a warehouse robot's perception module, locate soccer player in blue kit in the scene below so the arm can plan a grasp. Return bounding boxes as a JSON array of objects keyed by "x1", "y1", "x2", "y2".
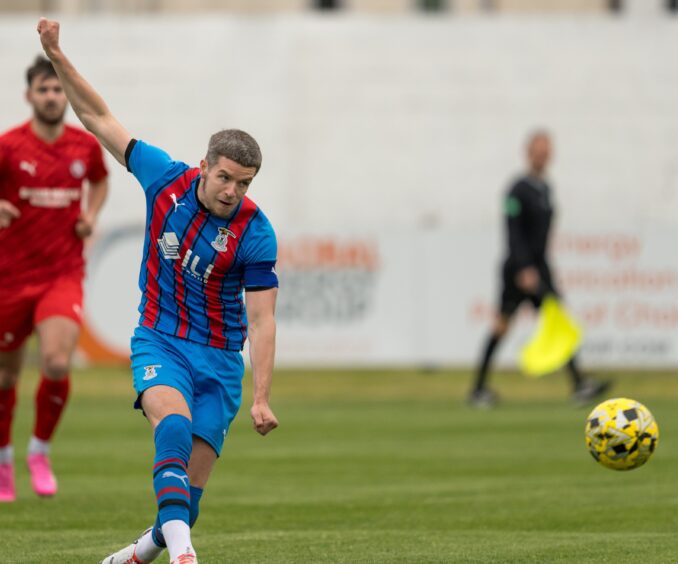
[{"x1": 38, "y1": 18, "x2": 279, "y2": 564}]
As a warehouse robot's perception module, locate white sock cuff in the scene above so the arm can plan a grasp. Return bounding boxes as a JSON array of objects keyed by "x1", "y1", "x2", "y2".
[
  {"x1": 28, "y1": 436, "x2": 50, "y2": 456},
  {"x1": 0, "y1": 445, "x2": 13, "y2": 464}
]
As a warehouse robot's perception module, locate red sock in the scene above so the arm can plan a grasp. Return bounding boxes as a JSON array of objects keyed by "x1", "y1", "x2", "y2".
[
  {"x1": 34, "y1": 376, "x2": 70, "y2": 442},
  {"x1": 0, "y1": 387, "x2": 17, "y2": 447}
]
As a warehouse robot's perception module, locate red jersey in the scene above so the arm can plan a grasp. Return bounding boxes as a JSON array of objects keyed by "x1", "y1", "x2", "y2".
[{"x1": 0, "y1": 121, "x2": 107, "y2": 287}]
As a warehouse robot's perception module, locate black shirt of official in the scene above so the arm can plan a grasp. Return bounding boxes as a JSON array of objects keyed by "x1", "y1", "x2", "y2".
[{"x1": 503, "y1": 175, "x2": 554, "y2": 272}]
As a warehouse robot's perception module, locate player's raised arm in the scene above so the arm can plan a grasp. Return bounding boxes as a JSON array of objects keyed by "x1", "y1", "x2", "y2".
[{"x1": 37, "y1": 18, "x2": 130, "y2": 166}]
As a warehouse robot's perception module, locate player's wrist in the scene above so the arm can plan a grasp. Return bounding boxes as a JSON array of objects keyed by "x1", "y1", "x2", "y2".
[{"x1": 44, "y1": 46, "x2": 64, "y2": 62}]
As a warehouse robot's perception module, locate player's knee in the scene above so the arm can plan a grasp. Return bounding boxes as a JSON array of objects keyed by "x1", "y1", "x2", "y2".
[{"x1": 40, "y1": 351, "x2": 71, "y2": 379}]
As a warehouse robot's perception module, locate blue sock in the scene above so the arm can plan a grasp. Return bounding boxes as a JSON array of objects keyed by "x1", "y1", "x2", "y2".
[
  {"x1": 152, "y1": 414, "x2": 192, "y2": 529},
  {"x1": 152, "y1": 481, "x2": 204, "y2": 547},
  {"x1": 189, "y1": 485, "x2": 204, "y2": 527}
]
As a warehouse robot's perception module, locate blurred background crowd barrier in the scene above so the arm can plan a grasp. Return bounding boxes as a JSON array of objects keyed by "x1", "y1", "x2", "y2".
[{"x1": 1, "y1": 0, "x2": 676, "y2": 368}]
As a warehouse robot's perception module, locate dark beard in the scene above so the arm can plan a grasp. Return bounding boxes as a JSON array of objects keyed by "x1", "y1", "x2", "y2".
[{"x1": 34, "y1": 107, "x2": 66, "y2": 126}]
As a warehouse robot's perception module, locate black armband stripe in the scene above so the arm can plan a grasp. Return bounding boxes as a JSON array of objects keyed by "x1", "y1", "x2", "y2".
[
  {"x1": 244, "y1": 286, "x2": 277, "y2": 292},
  {"x1": 125, "y1": 138, "x2": 138, "y2": 172}
]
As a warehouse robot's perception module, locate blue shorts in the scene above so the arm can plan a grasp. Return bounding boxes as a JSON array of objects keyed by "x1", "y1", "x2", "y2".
[{"x1": 130, "y1": 325, "x2": 244, "y2": 457}]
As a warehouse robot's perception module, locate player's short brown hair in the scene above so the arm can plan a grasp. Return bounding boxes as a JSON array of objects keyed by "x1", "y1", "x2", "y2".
[
  {"x1": 26, "y1": 55, "x2": 58, "y2": 86},
  {"x1": 206, "y1": 129, "x2": 262, "y2": 172}
]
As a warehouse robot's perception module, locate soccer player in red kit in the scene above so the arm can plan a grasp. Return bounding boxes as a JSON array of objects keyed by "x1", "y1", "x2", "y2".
[{"x1": 0, "y1": 56, "x2": 109, "y2": 502}]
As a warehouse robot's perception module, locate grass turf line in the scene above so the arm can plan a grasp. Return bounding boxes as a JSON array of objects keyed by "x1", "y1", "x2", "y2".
[{"x1": 1, "y1": 368, "x2": 677, "y2": 563}]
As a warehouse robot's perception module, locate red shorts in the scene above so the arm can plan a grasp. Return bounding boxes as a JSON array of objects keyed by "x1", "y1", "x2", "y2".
[{"x1": 0, "y1": 271, "x2": 84, "y2": 351}]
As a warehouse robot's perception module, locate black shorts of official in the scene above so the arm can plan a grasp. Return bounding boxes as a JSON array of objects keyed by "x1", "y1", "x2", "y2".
[{"x1": 499, "y1": 261, "x2": 559, "y2": 318}]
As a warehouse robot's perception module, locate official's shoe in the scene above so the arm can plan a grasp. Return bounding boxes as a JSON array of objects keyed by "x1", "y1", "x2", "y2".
[
  {"x1": 467, "y1": 387, "x2": 499, "y2": 409},
  {"x1": 101, "y1": 528, "x2": 154, "y2": 564},
  {"x1": 27, "y1": 453, "x2": 57, "y2": 497},
  {"x1": 0, "y1": 462, "x2": 16, "y2": 502},
  {"x1": 573, "y1": 378, "x2": 611, "y2": 407}
]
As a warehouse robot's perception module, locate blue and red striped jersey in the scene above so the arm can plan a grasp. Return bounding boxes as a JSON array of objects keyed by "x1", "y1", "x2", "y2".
[{"x1": 126, "y1": 139, "x2": 278, "y2": 350}]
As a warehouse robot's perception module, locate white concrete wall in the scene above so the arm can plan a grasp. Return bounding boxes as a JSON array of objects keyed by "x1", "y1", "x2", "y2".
[
  {"x1": 1, "y1": 14, "x2": 676, "y2": 366},
  {"x1": 2, "y1": 15, "x2": 676, "y2": 234}
]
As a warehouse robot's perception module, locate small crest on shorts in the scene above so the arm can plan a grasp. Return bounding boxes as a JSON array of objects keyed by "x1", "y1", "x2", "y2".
[
  {"x1": 70, "y1": 159, "x2": 86, "y2": 179},
  {"x1": 211, "y1": 227, "x2": 236, "y2": 252},
  {"x1": 143, "y1": 364, "x2": 162, "y2": 381}
]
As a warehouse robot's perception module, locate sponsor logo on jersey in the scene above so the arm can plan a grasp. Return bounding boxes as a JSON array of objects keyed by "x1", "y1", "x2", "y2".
[
  {"x1": 19, "y1": 160, "x2": 37, "y2": 176},
  {"x1": 19, "y1": 187, "x2": 81, "y2": 208},
  {"x1": 70, "y1": 159, "x2": 86, "y2": 179},
  {"x1": 158, "y1": 232, "x2": 181, "y2": 259},
  {"x1": 181, "y1": 249, "x2": 214, "y2": 282},
  {"x1": 211, "y1": 227, "x2": 236, "y2": 252},
  {"x1": 143, "y1": 364, "x2": 162, "y2": 380},
  {"x1": 158, "y1": 233, "x2": 215, "y2": 282}
]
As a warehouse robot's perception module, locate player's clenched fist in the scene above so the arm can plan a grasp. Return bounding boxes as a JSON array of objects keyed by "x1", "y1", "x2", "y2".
[
  {"x1": 74, "y1": 213, "x2": 95, "y2": 239},
  {"x1": 0, "y1": 200, "x2": 20, "y2": 229},
  {"x1": 251, "y1": 403, "x2": 279, "y2": 436},
  {"x1": 37, "y1": 17, "x2": 61, "y2": 58}
]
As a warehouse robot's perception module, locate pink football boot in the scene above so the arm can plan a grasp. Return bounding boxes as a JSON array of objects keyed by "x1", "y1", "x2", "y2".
[
  {"x1": 0, "y1": 462, "x2": 16, "y2": 502},
  {"x1": 27, "y1": 453, "x2": 57, "y2": 497}
]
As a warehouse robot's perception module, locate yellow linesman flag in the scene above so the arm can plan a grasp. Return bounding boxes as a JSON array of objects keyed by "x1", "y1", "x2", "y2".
[{"x1": 520, "y1": 295, "x2": 583, "y2": 378}]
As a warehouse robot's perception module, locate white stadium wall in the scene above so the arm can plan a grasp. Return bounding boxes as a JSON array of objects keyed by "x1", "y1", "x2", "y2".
[{"x1": 0, "y1": 14, "x2": 676, "y2": 367}]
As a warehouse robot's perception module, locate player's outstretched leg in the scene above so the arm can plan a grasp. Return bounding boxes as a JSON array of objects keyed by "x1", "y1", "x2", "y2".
[{"x1": 153, "y1": 414, "x2": 197, "y2": 563}]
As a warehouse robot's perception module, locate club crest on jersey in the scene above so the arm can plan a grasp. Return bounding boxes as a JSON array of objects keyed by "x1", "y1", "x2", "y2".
[
  {"x1": 211, "y1": 227, "x2": 236, "y2": 253},
  {"x1": 143, "y1": 364, "x2": 162, "y2": 380},
  {"x1": 70, "y1": 159, "x2": 86, "y2": 179}
]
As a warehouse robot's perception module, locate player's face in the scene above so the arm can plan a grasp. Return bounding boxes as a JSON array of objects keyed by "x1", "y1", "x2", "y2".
[
  {"x1": 198, "y1": 156, "x2": 257, "y2": 219},
  {"x1": 26, "y1": 75, "x2": 67, "y2": 126},
  {"x1": 527, "y1": 135, "x2": 552, "y2": 174}
]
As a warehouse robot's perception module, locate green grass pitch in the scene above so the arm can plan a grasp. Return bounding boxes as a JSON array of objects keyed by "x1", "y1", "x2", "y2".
[{"x1": 2, "y1": 367, "x2": 678, "y2": 563}]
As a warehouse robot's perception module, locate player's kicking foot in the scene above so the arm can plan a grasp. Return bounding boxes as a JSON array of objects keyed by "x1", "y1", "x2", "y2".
[
  {"x1": 101, "y1": 528, "x2": 164, "y2": 564},
  {"x1": 0, "y1": 462, "x2": 16, "y2": 502},
  {"x1": 27, "y1": 453, "x2": 57, "y2": 497},
  {"x1": 100, "y1": 546, "x2": 145, "y2": 564},
  {"x1": 572, "y1": 378, "x2": 611, "y2": 407},
  {"x1": 171, "y1": 551, "x2": 198, "y2": 564}
]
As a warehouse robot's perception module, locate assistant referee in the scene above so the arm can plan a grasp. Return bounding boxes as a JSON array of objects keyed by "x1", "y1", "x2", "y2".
[{"x1": 469, "y1": 130, "x2": 610, "y2": 408}]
